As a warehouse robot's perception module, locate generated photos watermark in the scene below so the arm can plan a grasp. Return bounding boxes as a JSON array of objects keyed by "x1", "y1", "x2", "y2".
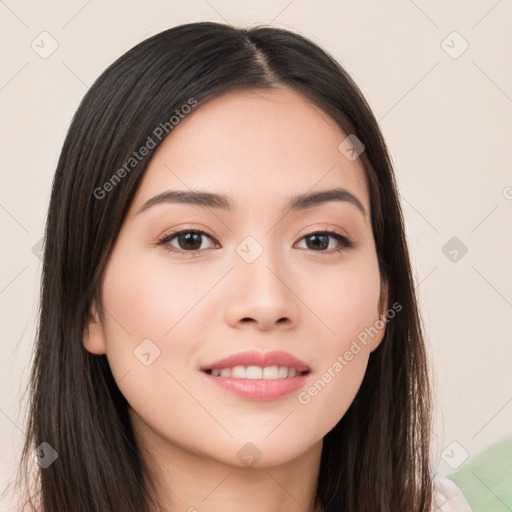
[{"x1": 297, "y1": 301, "x2": 402, "y2": 405}]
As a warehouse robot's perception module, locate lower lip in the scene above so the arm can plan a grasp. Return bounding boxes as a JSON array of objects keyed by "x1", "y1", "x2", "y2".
[{"x1": 201, "y1": 371, "x2": 310, "y2": 401}]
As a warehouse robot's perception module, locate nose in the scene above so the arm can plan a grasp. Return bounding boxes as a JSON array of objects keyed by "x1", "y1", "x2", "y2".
[{"x1": 223, "y1": 245, "x2": 300, "y2": 331}]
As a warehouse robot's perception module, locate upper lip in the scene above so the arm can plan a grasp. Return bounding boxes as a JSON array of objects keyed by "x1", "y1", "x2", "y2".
[{"x1": 200, "y1": 350, "x2": 311, "y2": 373}]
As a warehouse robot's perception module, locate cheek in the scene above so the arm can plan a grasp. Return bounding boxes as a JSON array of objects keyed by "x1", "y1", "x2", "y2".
[
  {"x1": 300, "y1": 253, "x2": 383, "y2": 344},
  {"x1": 99, "y1": 250, "x2": 215, "y2": 457},
  {"x1": 293, "y1": 254, "x2": 382, "y2": 424},
  {"x1": 102, "y1": 244, "x2": 217, "y2": 344},
  {"x1": 98, "y1": 243, "x2": 212, "y2": 408},
  {"x1": 296, "y1": 346, "x2": 369, "y2": 443}
]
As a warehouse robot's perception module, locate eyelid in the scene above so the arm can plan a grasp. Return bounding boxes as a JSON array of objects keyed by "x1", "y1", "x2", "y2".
[{"x1": 297, "y1": 224, "x2": 350, "y2": 240}]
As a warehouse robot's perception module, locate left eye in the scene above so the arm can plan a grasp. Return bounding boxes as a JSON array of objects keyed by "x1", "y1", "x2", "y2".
[
  {"x1": 157, "y1": 229, "x2": 354, "y2": 255},
  {"x1": 296, "y1": 231, "x2": 354, "y2": 252}
]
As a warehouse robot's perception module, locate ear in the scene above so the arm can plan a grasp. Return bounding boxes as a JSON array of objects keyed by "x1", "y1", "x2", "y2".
[
  {"x1": 369, "y1": 278, "x2": 389, "y2": 353},
  {"x1": 83, "y1": 302, "x2": 107, "y2": 355}
]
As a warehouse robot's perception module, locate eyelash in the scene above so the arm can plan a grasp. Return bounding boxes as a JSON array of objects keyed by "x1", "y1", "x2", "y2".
[{"x1": 156, "y1": 228, "x2": 355, "y2": 256}]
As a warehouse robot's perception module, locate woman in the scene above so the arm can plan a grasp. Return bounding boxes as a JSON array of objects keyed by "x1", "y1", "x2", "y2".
[{"x1": 5, "y1": 21, "x2": 472, "y2": 512}]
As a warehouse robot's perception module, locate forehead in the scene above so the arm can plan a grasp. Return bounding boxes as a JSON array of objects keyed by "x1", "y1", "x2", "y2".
[{"x1": 131, "y1": 87, "x2": 370, "y2": 217}]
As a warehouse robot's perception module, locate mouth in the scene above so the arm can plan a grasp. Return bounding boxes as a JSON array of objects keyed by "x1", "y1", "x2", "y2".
[
  {"x1": 199, "y1": 349, "x2": 312, "y2": 400},
  {"x1": 202, "y1": 366, "x2": 310, "y2": 379},
  {"x1": 200, "y1": 349, "x2": 311, "y2": 375}
]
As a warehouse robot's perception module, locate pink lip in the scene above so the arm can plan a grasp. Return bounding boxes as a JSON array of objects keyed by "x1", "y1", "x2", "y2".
[
  {"x1": 199, "y1": 349, "x2": 311, "y2": 372},
  {"x1": 201, "y1": 371, "x2": 310, "y2": 401},
  {"x1": 199, "y1": 350, "x2": 311, "y2": 401}
]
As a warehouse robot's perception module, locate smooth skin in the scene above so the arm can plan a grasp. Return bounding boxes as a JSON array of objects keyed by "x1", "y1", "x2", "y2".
[{"x1": 84, "y1": 86, "x2": 388, "y2": 512}]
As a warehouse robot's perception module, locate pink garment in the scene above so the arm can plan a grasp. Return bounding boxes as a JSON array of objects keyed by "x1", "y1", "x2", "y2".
[{"x1": 432, "y1": 477, "x2": 473, "y2": 512}]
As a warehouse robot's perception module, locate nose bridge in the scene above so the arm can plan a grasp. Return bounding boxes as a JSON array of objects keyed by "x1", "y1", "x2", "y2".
[
  {"x1": 226, "y1": 231, "x2": 298, "y2": 329},
  {"x1": 235, "y1": 232, "x2": 286, "y2": 300}
]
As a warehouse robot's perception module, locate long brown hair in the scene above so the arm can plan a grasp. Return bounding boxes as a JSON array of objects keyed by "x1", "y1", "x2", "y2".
[{"x1": 4, "y1": 21, "x2": 432, "y2": 512}]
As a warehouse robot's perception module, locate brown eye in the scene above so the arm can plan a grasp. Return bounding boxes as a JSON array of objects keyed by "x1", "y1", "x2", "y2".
[
  {"x1": 296, "y1": 231, "x2": 354, "y2": 253},
  {"x1": 158, "y1": 230, "x2": 216, "y2": 255}
]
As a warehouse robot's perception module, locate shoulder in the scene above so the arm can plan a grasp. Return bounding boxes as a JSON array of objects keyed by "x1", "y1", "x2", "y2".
[{"x1": 432, "y1": 477, "x2": 473, "y2": 512}]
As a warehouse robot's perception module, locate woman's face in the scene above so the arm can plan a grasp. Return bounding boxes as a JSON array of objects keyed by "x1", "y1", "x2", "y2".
[{"x1": 84, "y1": 87, "x2": 388, "y2": 469}]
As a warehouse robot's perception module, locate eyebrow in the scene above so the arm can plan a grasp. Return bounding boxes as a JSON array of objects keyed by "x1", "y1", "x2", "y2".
[{"x1": 137, "y1": 187, "x2": 367, "y2": 218}]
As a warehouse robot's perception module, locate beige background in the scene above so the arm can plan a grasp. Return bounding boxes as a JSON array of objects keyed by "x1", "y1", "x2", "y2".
[{"x1": 1, "y1": 0, "x2": 511, "y2": 508}]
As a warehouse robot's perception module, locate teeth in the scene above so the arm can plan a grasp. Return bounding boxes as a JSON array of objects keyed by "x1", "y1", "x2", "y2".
[
  {"x1": 209, "y1": 365, "x2": 304, "y2": 379},
  {"x1": 263, "y1": 366, "x2": 279, "y2": 379},
  {"x1": 246, "y1": 366, "x2": 262, "y2": 379},
  {"x1": 278, "y1": 366, "x2": 289, "y2": 378},
  {"x1": 231, "y1": 365, "x2": 246, "y2": 378}
]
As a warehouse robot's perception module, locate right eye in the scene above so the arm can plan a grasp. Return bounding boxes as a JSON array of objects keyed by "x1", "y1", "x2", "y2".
[{"x1": 157, "y1": 229, "x2": 218, "y2": 256}]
